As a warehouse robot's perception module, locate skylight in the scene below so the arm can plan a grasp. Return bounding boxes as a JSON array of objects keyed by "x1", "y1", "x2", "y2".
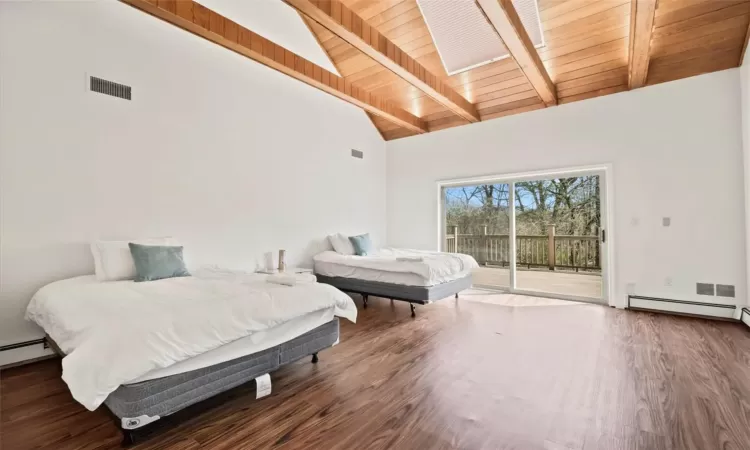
[{"x1": 416, "y1": 0, "x2": 545, "y2": 75}]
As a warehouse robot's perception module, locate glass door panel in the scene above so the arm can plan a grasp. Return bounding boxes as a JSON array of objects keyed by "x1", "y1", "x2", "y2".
[
  {"x1": 443, "y1": 183, "x2": 511, "y2": 289},
  {"x1": 513, "y1": 176, "x2": 602, "y2": 299}
]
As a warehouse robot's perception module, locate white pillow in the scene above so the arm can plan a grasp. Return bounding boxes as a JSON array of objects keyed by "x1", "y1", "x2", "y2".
[
  {"x1": 91, "y1": 237, "x2": 180, "y2": 281},
  {"x1": 327, "y1": 233, "x2": 355, "y2": 255}
]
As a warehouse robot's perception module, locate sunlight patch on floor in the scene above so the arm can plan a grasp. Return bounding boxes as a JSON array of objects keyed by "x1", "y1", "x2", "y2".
[
  {"x1": 458, "y1": 289, "x2": 584, "y2": 307},
  {"x1": 472, "y1": 266, "x2": 602, "y2": 299}
]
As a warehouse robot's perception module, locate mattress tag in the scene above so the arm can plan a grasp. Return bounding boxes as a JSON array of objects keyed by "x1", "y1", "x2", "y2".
[{"x1": 256, "y1": 373, "x2": 272, "y2": 399}]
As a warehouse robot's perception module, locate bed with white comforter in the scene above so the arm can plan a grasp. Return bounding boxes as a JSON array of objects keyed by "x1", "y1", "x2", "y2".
[
  {"x1": 314, "y1": 247, "x2": 478, "y2": 286},
  {"x1": 313, "y1": 248, "x2": 477, "y2": 315},
  {"x1": 26, "y1": 268, "x2": 357, "y2": 412}
]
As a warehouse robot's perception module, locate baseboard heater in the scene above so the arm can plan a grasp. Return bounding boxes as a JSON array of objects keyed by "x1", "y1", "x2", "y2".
[
  {"x1": 627, "y1": 295, "x2": 737, "y2": 320},
  {"x1": 0, "y1": 338, "x2": 48, "y2": 352},
  {"x1": 741, "y1": 308, "x2": 750, "y2": 328}
]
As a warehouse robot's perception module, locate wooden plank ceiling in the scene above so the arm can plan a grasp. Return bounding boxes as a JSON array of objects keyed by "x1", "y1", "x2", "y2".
[
  {"x1": 124, "y1": 0, "x2": 750, "y2": 141},
  {"x1": 295, "y1": 0, "x2": 750, "y2": 140}
]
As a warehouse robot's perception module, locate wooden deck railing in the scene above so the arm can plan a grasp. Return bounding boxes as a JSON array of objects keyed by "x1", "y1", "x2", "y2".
[{"x1": 445, "y1": 225, "x2": 600, "y2": 271}]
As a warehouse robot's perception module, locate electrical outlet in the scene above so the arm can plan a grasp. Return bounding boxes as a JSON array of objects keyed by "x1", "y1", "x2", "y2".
[
  {"x1": 662, "y1": 217, "x2": 671, "y2": 227},
  {"x1": 664, "y1": 277, "x2": 672, "y2": 287},
  {"x1": 626, "y1": 283, "x2": 636, "y2": 294}
]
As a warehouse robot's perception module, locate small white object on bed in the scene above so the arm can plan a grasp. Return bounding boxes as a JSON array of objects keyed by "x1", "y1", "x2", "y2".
[
  {"x1": 25, "y1": 269, "x2": 357, "y2": 412},
  {"x1": 266, "y1": 272, "x2": 316, "y2": 286},
  {"x1": 314, "y1": 248, "x2": 478, "y2": 286}
]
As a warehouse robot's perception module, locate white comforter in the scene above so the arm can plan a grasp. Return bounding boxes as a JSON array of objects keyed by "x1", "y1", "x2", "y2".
[
  {"x1": 25, "y1": 270, "x2": 357, "y2": 411},
  {"x1": 314, "y1": 247, "x2": 478, "y2": 283}
]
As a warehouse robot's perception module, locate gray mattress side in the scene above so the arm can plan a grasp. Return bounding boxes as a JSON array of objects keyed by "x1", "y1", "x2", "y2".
[
  {"x1": 104, "y1": 318, "x2": 339, "y2": 419},
  {"x1": 315, "y1": 274, "x2": 472, "y2": 303}
]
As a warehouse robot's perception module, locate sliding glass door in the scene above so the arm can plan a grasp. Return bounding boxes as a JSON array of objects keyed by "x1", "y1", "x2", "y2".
[{"x1": 440, "y1": 169, "x2": 607, "y2": 303}]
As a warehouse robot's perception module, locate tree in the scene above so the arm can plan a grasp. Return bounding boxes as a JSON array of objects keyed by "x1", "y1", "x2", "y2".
[
  {"x1": 445, "y1": 176, "x2": 600, "y2": 237},
  {"x1": 445, "y1": 184, "x2": 510, "y2": 235}
]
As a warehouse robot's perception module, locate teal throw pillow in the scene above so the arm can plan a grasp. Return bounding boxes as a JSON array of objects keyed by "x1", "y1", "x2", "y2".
[
  {"x1": 129, "y1": 243, "x2": 190, "y2": 282},
  {"x1": 348, "y1": 234, "x2": 372, "y2": 256}
]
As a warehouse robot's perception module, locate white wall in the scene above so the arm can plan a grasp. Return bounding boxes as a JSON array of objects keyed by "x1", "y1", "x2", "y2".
[
  {"x1": 387, "y1": 70, "x2": 746, "y2": 308},
  {"x1": 197, "y1": 0, "x2": 340, "y2": 76},
  {"x1": 741, "y1": 49, "x2": 750, "y2": 308},
  {"x1": 0, "y1": 1, "x2": 386, "y2": 351}
]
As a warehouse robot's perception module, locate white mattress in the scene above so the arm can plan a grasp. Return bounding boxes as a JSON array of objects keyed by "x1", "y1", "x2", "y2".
[
  {"x1": 28, "y1": 272, "x2": 345, "y2": 388},
  {"x1": 314, "y1": 259, "x2": 442, "y2": 286},
  {"x1": 130, "y1": 307, "x2": 334, "y2": 383},
  {"x1": 313, "y1": 248, "x2": 476, "y2": 286}
]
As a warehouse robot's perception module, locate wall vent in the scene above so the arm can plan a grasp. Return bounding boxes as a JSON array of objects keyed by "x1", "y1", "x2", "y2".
[
  {"x1": 351, "y1": 149, "x2": 364, "y2": 159},
  {"x1": 90, "y1": 76, "x2": 131, "y2": 100},
  {"x1": 696, "y1": 283, "x2": 715, "y2": 296},
  {"x1": 716, "y1": 284, "x2": 735, "y2": 298}
]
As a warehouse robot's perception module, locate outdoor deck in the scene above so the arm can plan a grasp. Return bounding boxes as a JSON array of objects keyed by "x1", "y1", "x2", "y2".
[{"x1": 472, "y1": 266, "x2": 602, "y2": 299}]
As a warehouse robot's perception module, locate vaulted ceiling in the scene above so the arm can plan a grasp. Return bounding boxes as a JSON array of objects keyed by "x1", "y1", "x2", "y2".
[{"x1": 124, "y1": 0, "x2": 750, "y2": 141}]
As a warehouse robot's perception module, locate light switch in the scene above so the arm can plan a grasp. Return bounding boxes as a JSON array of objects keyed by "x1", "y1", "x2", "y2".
[{"x1": 662, "y1": 217, "x2": 671, "y2": 227}]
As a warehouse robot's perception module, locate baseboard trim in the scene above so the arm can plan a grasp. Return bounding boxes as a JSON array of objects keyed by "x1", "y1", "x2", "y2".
[
  {"x1": 627, "y1": 295, "x2": 736, "y2": 320},
  {"x1": 0, "y1": 340, "x2": 55, "y2": 370},
  {"x1": 0, "y1": 354, "x2": 57, "y2": 370}
]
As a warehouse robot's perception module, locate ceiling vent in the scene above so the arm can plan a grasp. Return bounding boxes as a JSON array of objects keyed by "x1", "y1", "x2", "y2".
[
  {"x1": 90, "y1": 76, "x2": 132, "y2": 100},
  {"x1": 416, "y1": 0, "x2": 544, "y2": 75}
]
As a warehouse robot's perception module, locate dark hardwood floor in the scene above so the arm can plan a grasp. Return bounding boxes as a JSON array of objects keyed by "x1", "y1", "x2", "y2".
[{"x1": 2, "y1": 290, "x2": 750, "y2": 449}]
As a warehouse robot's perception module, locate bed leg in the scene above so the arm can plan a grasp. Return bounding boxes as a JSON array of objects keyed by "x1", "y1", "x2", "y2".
[
  {"x1": 410, "y1": 303, "x2": 416, "y2": 318},
  {"x1": 121, "y1": 430, "x2": 136, "y2": 447},
  {"x1": 362, "y1": 294, "x2": 368, "y2": 309},
  {"x1": 311, "y1": 353, "x2": 319, "y2": 364}
]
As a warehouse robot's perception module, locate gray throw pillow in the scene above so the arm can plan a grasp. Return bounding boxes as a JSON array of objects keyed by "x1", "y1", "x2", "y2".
[{"x1": 128, "y1": 243, "x2": 190, "y2": 282}]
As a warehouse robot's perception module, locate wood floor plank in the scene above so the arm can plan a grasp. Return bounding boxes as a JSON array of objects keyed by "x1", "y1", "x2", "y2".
[{"x1": 3, "y1": 290, "x2": 750, "y2": 449}]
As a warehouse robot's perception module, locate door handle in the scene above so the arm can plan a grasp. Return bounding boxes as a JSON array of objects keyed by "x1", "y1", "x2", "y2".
[{"x1": 601, "y1": 229, "x2": 606, "y2": 243}]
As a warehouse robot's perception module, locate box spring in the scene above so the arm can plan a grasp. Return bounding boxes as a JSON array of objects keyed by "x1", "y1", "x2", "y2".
[
  {"x1": 47, "y1": 319, "x2": 339, "y2": 431},
  {"x1": 315, "y1": 274, "x2": 472, "y2": 303}
]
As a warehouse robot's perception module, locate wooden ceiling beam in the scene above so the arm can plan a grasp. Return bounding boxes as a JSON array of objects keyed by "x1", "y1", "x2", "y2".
[
  {"x1": 740, "y1": 20, "x2": 750, "y2": 66},
  {"x1": 119, "y1": 0, "x2": 427, "y2": 134},
  {"x1": 476, "y1": 0, "x2": 557, "y2": 106},
  {"x1": 284, "y1": 0, "x2": 481, "y2": 123},
  {"x1": 628, "y1": 0, "x2": 657, "y2": 89}
]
